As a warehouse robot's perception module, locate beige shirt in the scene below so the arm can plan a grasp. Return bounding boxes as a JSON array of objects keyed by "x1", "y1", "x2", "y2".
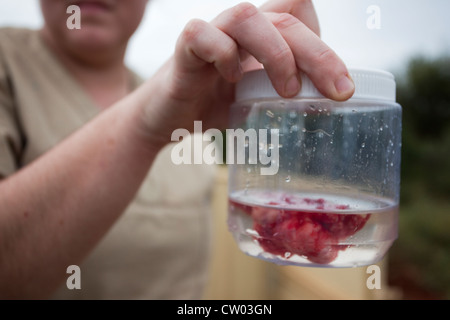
[{"x1": 0, "y1": 28, "x2": 216, "y2": 299}]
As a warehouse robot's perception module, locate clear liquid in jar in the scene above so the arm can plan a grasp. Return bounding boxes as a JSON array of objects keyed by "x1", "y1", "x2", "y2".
[{"x1": 228, "y1": 189, "x2": 398, "y2": 267}]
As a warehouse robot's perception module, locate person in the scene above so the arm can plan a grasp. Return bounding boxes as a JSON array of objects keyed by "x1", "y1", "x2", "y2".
[{"x1": 0, "y1": 0, "x2": 355, "y2": 299}]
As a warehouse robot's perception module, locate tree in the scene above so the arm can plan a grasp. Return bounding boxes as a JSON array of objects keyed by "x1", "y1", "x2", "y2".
[
  {"x1": 397, "y1": 55, "x2": 450, "y2": 201},
  {"x1": 390, "y1": 55, "x2": 450, "y2": 299}
]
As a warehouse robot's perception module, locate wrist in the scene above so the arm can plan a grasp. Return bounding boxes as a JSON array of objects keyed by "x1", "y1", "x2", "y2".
[{"x1": 124, "y1": 77, "x2": 174, "y2": 154}]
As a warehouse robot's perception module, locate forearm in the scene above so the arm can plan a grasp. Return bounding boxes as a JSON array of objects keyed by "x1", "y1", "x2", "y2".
[{"x1": 0, "y1": 82, "x2": 164, "y2": 299}]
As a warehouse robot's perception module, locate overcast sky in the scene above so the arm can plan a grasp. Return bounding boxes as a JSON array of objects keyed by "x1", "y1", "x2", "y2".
[{"x1": 1, "y1": 0, "x2": 449, "y2": 79}]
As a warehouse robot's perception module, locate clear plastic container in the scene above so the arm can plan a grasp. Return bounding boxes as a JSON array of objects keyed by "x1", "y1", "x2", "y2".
[{"x1": 227, "y1": 68, "x2": 402, "y2": 267}]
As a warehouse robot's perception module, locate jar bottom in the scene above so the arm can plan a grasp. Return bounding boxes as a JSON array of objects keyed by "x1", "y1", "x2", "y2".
[{"x1": 233, "y1": 233, "x2": 394, "y2": 268}]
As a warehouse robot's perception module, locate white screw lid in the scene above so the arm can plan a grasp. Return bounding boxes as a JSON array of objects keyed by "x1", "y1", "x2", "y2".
[{"x1": 235, "y1": 67, "x2": 396, "y2": 102}]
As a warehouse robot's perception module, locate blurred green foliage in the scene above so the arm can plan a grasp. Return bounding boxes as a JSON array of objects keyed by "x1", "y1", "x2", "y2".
[
  {"x1": 398, "y1": 55, "x2": 450, "y2": 201},
  {"x1": 389, "y1": 55, "x2": 450, "y2": 299}
]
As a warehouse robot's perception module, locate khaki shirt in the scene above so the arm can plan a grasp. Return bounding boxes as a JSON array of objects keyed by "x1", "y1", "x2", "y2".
[{"x1": 0, "y1": 28, "x2": 216, "y2": 299}]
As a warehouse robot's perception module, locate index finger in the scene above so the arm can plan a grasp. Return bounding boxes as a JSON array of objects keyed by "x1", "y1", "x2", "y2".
[
  {"x1": 211, "y1": 3, "x2": 300, "y2": 98},
  {"x1": 259, "y1": 0, "x2": 321, "y2": 36}
]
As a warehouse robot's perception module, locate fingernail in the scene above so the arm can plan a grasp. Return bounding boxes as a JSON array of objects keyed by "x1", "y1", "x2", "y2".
[
  {"x1": 335, "y1": 74, "x2": 355, "y2": 95},
  {"x1": 284, "y1": 74, "x2": 301, "y2": 97}
]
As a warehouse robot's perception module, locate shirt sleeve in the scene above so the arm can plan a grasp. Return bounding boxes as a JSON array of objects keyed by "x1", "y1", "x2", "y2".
[{"x1": 0, "y1": 45, "x2": 22, "y2": 179}]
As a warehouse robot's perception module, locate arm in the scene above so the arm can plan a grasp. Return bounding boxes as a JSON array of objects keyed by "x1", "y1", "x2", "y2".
[
  {"x1": 0, "y1": 0, "x2": 354, "y2": 299},
  {"x1": 0, "y1": 84, "x2": 163, "y2": 299}
]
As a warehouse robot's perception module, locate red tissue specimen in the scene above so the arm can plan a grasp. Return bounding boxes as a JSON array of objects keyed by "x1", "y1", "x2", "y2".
[{"x1": 230, "y1": 196, "x2": 370, "y2": 264}]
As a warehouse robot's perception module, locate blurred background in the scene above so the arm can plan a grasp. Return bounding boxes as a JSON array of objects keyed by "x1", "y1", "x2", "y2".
[{"x1": 1, "y1": 0, "x2": 448, "y2": 299}]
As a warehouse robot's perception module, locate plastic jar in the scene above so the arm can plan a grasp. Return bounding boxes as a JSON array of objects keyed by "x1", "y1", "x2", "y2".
[{"x1": 227, "y1": 68, "x2": 402, "y2": 267}]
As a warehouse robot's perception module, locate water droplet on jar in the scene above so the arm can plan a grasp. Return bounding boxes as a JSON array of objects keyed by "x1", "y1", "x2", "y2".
[
  {"x1": 361, "y1": 142, "x2": 365, "y2": 148},
  {"x1": 301, "y1": 128, "x2": 307, "y2": 133},
  {"x1": 303, "y1": 112, "x2": 307, "y2": 117},
  {"x1": 285, "y1": 175, "x2": 291, "y2": 183},
  {"x1": 284, "y1": 252, "x2": 292, "y2": 258}
]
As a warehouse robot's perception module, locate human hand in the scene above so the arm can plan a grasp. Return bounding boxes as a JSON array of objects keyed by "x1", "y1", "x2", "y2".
[{"x1": 140, "y1": 0, "x2": 355, "y2": 144}]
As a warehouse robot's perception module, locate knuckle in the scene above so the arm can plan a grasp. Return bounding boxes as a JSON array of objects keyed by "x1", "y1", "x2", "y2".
[
  {"x1": 229, "y1": 2, "x2": 259, "y2": 21},
  {"x1": 258, "y1": 46, "x2": 293, "y2": 71},
  {"x1": 180, "y1": 19, "x2": 207, "y2": 43},
  {"x1": 314, "y1": 47, "x2": 339, "y2": 65},
  {"x1": 272, "y1": 13, "x2": 299, "y2": 30},
  {"x1": 271, "y1": 45, "x2": 293, "y2": 64}
]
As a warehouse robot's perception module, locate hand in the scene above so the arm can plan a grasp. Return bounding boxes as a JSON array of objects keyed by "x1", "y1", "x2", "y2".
[{"x1": 140, "y1": 0, "x2": 355, "y2": 144}]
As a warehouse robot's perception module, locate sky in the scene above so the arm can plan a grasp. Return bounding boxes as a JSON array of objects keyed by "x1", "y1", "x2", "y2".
[{"x1": 1, "y1": 0, "x2": 449, "y2": 79}]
